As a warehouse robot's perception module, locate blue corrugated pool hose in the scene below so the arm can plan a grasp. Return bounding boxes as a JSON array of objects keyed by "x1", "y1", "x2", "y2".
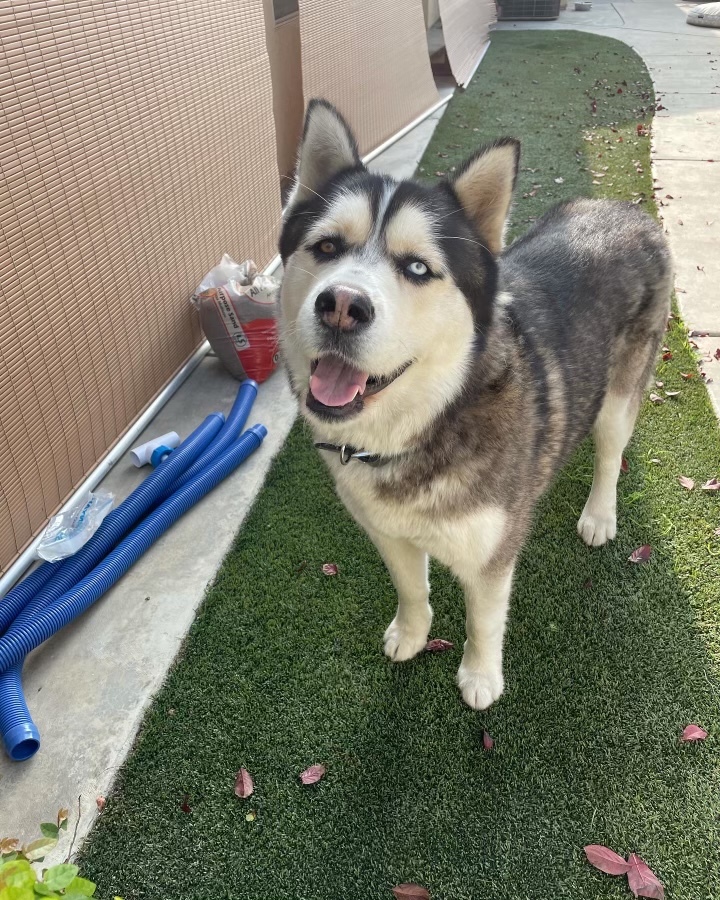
[{"x1": 0, "y1": 379, "x2": 265, "y2": 761}]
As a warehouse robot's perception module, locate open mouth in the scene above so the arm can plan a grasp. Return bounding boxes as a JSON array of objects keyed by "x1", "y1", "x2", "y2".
[{"x1": 306, "y1": 354, "x2": 411, "y2": 420}]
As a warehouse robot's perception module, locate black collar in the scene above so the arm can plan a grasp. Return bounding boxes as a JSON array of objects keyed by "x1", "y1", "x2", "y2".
[{"x1": 314, "y1": 442, "x2": 390, "y2": 467}]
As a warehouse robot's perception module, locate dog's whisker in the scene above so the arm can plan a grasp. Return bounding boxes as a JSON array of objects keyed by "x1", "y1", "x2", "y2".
[
  {"x1": 281, "y1": 175, "x2": 330, "y2": 206},
  {"x1": 284, "y1": 264, "x2": 320, "y2": 282},
  {"x1": 441, "y1": 235, "x2": 492, "y2": 253}
]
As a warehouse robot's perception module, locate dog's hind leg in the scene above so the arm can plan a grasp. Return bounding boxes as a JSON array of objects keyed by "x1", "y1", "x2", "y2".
[
  {"x1": 368, "y1": 531, "x2": 432, "y2": 662},
  {"x1": 577, "y1": 390, "x2": 640, "y2": 547}
]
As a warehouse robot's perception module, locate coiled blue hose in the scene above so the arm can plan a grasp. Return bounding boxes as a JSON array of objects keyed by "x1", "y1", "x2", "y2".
[
  {"x1": 0, "y1": 413, "x2": 225, "y2": 636},
  {"x1": 0, "y1": 381, "x2": 266, "y2": 761}
]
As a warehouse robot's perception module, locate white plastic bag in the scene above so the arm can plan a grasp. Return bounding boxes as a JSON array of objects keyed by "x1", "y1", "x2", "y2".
[{"x1": 37, "y1": 491, "x2": 114, "y2": 562}]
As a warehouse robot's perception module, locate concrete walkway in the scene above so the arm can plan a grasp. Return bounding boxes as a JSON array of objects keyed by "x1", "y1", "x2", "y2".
[
  {"x1": 497, "y1": 0, "x2": 720, "y2": 414},
  {"x1": 0, "y1": 106, "x2": 451, "y2": 863}
]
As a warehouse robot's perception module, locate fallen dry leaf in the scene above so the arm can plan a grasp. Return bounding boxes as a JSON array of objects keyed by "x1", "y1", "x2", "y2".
[
  {"x1": 627, "y1": 854, "x2": 664, "y2": 899},
  {"x1": 0, "y1": 838, "x2": 20, "y2": 854},
  {"x1": 662, "y1": 351, "x2": 672, "y2": 361},
  {"x1": 621, "y1": 456, "x2": 629, "y2": 474},
  {"x1": 664, "y1": 390, "x2": 680, "y2": 398},
  {"x1": 629, "y1": 545, "x2": 652, "y2": 563},
  {"x1": 678, "y1": 475, "x2": 695, "y2": 490},
  {"x1": 482, "y1": 731, "x2": 495, "y2": 751},
  {"x1": 392, "y1": 885, "x2": 430, "y2": 900},
  {"x1": 584, "y1": 845, "x2": 631, "y2": 876},
  {"x1": 57, "y1": 808, "x2": 69, "y2": 829},
  {"x1": 655, "y1": 380, "x2": 664, "y2": 388},
  {"x1": 234, "y1": 767, "x2": 254, "y2": 799},
  {"x1": 648, "y1": 393, "x2": 664, "y2": 404},
  {"x1": 180, "y1": 794, "x2": 191, "y2": 814},
  {"x1": 702, "y1": 478, "x2": 720, "y2": 491},
  {"x1": 714, "y1": 348, "x2": 720, "y2": 361},
  {"x1": 554, "y1": 177, "x2": 564, "y2": 184},
  {"x1": 299, "y1": 764, "x2": 326, "y2": 785},
  {"x1": 96, "y1": 796, "x2": 106, "y2": 812},
  {"x1": 322, "y1": 563, "x2": 339, "y2": 576},
  {"x1": 680, "y1": 372, "x2": 695, "y2": 380},
  {"x1": 425, "y1": 638, "x2": 455, "y2": 653},
  {"x1": 681, "y1": 724, "x2": 708, "y2": 742}
]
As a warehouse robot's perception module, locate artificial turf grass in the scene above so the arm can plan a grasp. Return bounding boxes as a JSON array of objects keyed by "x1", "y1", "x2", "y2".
[{"x1": 79, "y1": 31, "x2": 720, "y2": 900}]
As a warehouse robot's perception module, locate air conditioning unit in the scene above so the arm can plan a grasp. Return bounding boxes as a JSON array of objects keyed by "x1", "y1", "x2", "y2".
[{"x1": 497, "y1": 0, "x2": 561, "y2": 19}]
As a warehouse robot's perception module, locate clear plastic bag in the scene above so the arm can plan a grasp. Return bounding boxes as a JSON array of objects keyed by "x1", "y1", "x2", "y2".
[
  {"x1": 37, "y1": 491, "x2": 114, "y2": 562},
  {"x1": 191, "y1": 256, "x2": 280, "y2": 383}
]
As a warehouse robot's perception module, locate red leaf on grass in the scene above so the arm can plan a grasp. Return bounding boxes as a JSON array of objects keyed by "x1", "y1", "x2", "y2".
[
  {"x1": 584, "y1": 845, "x2": 631, "y2": 876},
  {"x1": 678, "y1": 475, "x2": 695, "y2": 490},
  {"x1": 482, "y1": 731, "x2": 495, "y2": 751},
  {"x1": 702, "y1": 478, "x2": 720, "y2": 491},
  {"x1": 299, "y1": 764, "x2": 326, "y2": 785},
  {"x1": 180, "y1": 794, "x2": 191, "y2": 813},
  {"x1": 629, "y1": 544, "x2": 652, "y2": 563},
  {"x1": 681, "y1": 724, "x2": 708, "y2": 742},
  {"x1": 627, "y1": 854, "x2": 664, "y2": 898},
  {"x1": 392, "y1": 885, "x2": 430, "y2": 900},
  {"x1": 425, "y1": 638, "x2": 455, "y2": 653},
  {"x1": 662, "y1": 351, "x2": 673, "y2": 361},
  {"x1": 322, "y1": 563, "x2": 339, "y2": 575},
  {"x1": 680, "y1": 372, "x2": 695, "y2": 380},
  {"x1": 234, "y1": 768, "x2": 254, "y2": 799},
  {"x1": 621, "y1": 456, "x2": 629, "y2": 473}
]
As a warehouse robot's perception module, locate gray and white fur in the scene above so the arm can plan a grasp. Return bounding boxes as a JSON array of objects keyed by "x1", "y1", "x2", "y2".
[{"x1": 278, "y1": 99, "x2": 672, "y2": 710}]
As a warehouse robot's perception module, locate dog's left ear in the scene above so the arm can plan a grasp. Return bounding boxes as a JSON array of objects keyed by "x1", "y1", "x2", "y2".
[{"x1": 450, "y1": 138, "x2": 520, "y2": 256}]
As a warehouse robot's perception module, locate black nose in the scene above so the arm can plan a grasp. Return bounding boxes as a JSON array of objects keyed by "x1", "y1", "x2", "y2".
[{"x1": 314, "y1": 286, "x2": 375, "y2": 331}]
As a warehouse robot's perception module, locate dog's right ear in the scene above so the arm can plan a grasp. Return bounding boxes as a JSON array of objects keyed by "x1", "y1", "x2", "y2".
[{"x1": 289, "y1": 99, "x2": 361, "y2": 207}]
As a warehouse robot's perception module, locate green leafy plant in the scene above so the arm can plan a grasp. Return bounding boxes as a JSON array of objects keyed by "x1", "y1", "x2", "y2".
[{"x1": 0, "y1": 811, "x2": 117, "y2": 900}]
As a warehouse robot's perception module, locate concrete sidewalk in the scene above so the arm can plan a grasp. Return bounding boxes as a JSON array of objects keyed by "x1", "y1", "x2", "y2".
[
  {"x1": 497, "y1": 0, "x2": 720, "y2": 413},
  {"x1": 0, "y1": 102, "x2": 451, "y2": 863}
]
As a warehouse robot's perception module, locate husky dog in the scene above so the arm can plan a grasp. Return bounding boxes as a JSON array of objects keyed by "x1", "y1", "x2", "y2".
[{"x1": 278, "y1": 99, "x2": 672, "y2": 710}]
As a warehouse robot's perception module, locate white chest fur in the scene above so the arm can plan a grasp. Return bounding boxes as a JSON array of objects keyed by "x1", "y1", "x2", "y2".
[{"x1": 326, "y1": 455, "x2": 506, "y2": 576}]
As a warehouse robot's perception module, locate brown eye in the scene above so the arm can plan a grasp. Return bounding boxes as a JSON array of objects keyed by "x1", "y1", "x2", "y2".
[{"x1": 319, "y1": 240, "x2": 336, "y2": 254}]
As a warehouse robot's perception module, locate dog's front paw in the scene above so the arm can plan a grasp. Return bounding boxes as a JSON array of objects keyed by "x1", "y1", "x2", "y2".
[
  {"x1": 456, "y1": 663, "x2": 504, "y2": 710},
  {"x1": 383, "y1": 614, "x2": 431, "y2": 662},
  {"x1": 577, "y1": 506, "x2": 617, "y2": 547}
]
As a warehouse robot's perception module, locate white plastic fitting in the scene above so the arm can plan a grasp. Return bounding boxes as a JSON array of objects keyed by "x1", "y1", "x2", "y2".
[{"x1": 129, "y1": 432, "x2": 180, "y2": 467}]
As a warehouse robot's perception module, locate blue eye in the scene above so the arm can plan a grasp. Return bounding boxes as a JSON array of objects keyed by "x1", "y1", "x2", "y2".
[{"x1": 406, "y1": 260, "x2": 428, "y2": 276}]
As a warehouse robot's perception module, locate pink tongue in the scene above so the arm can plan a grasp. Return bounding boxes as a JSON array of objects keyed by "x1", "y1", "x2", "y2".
[{"x1": 310, "y1": 356, "x2": 369, "y2": 407}]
